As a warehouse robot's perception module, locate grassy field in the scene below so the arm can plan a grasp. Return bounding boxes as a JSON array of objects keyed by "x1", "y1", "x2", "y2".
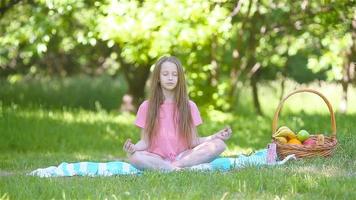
[{"x1": 0, "y1": 77, "x2": 355, "y2": 199}]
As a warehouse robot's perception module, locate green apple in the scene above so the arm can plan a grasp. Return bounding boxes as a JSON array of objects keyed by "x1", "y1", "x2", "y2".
[{"x1": 297, "y1": 130, "x2": 310, "y2": 142}]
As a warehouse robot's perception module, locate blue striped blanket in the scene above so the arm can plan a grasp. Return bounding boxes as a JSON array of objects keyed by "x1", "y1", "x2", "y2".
[{"x1": 28, "y1": 149, "x2": 296, "y2": 177}]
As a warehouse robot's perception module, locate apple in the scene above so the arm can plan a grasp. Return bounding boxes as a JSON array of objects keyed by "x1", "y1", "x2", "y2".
[
  {"x1": 297, "y1": 130, "x2": 310, "y2": 142},
  {"x1": 303, "y1": 138, "x2": 316, "y2": 146}
]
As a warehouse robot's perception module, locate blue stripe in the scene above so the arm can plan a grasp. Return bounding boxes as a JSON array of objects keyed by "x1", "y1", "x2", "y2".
[
  {"x1": 210, "y1": 158, "x2": 231, "y2": 171},
  {"x1": 60, "y1": 162, "x2": 70, "y2": 176},
  {"x1": 73, "y1": 163, "x2": 81, "y2": 176},
  {"x1": 87, "y1": 162, "x2": 98, "y2": 175},
  {"x1": 107, "y1": 161, "x2": 122, "y2": 174}
]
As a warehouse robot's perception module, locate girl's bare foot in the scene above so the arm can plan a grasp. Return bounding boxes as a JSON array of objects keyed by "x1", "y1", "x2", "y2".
[
  {"x1": 214, "y1": 126, "x2": 232, "y2": 141},
  {"x1": 171, "y1": 162, "x2": 183, "y2": 171}
]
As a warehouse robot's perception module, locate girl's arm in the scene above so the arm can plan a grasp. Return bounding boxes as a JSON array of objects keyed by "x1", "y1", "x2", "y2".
[
  {"x1": 191, "y1": 129, "x2": 213, "y2": 147},
  {"x1": 193, "y1": 126, "x2": 232, "y2": 147},
  {"x1": 133, "y1": 129, "x2": 149, "y2": 151},
  {"x1": 196, "y1": 135, "x2": 216, "y2": 144},
  {"x1": 123, "y1": 130, "x2": 148, "y2": 154}
]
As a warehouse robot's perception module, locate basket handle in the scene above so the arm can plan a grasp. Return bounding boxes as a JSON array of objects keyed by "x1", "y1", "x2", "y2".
[{"x1": 272, "y1": 88, "x2": 337, "y2": 137}]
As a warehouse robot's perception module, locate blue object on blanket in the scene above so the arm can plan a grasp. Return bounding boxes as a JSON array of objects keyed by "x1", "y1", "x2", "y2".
[{"x1": 28, "y1": 149, "x2": 296, "y2": 177}]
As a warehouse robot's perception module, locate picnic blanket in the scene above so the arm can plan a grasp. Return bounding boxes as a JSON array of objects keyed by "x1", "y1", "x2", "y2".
[{"x1": 29, "y1": 146, "x2": 296, "y2": 178}]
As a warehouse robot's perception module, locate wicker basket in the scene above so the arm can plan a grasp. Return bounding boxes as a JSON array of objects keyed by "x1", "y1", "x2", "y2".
[{"x1": 272, "y1": 89, "x2": 338, "y2": 159}]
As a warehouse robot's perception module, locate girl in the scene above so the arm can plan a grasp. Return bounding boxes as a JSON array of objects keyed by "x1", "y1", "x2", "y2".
[{"x1": 123, "y1": 56, "x2": 232, "y2": 171}]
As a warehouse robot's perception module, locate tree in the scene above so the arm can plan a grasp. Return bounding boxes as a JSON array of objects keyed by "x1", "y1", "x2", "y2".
[{"x1": 98, "y1": 0, "x2": 232, "y2": 109}]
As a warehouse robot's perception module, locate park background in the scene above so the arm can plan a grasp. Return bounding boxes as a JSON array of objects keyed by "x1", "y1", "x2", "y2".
[{"x1": 0, "y1": 0, "x2": 355, "y2": 199}]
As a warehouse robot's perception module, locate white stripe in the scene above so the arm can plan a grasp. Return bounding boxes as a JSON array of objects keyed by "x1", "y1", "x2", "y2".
[
  {"x1": 80, "y1": 162, "x2": 88, "y2": 174},
  {"x1": 98, "y1": 163, "x2": 107, "y2": 175},
  {"x1": 56, "y1": 166, "x2": 64, "y2": 176},
  {"x1": 67, "y1": 164, "x2": 75, "y2": 175}
]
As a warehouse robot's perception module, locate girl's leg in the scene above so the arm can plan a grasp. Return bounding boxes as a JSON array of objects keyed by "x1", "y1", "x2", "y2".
[
  {"x1": 128, "y1": 151, "x2": 176, "y2": 171},
  {"x1": 172, "y1": 138, "x2": 226, "y2": 168}
]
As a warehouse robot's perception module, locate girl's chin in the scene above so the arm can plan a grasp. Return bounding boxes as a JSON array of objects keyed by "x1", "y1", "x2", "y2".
[{"x1": 163, "y1": 86, "x2": 176, "y2": 91}]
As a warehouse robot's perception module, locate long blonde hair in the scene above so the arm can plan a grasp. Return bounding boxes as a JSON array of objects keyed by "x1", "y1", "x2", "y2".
[{"x1": 145, "y1": 56, "x2": 195, "y2": 148}]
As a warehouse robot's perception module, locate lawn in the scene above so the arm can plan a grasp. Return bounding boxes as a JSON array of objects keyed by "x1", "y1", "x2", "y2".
[{"x1": 0, "y1": 77, "x2": 355, "y2": 199}]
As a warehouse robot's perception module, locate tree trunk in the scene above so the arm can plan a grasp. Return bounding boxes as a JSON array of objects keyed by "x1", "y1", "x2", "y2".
[
  {"x1": 279, "y1": 76, "x2": 286, "y2": 101},
  {"x1": 250, "y1": 75, "x2": 263, "y2": 116},
  {"x1": 340, "y1": 16, "x2": 356, "y2": 113},
  {"x1": 121, "y1": 64, "x2": 151, "y2": 111},
  {"x1": 340, "y1": 80, "x2": 348, "y2": 113},
  {"x1": 228, "y1": 0, "x2": 253, "y2": 108},
  {"x1": 114, "y1": 45, "x2": 152, "y2": 112}
]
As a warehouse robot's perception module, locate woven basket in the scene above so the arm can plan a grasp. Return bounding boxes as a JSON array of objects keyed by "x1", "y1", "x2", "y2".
[{"x1": 272, "y1": 89, "x2": 338, "y2": 159}]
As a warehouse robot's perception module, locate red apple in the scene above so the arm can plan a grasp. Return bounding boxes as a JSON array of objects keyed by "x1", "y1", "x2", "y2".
[{"x1": 303, "y1": 138, "x2": 316, "y2": 146}]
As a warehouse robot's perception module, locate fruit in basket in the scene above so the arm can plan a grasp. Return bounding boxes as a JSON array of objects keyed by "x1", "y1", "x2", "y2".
[
  {"x1": 303, "y1": 138, "x2": 316, "y2": 146},
  {"x1": 274, "y1": 136, "x2": 288, "y2": 144},
  {"x1": 287, "y1": 138, "x2": 302, "y2": 145},
  {"x1": 316, "y1": 134, "x2": 325, "y2": 145},
  {"x1": 297, "y1": 130, "x2": 310, "y2": 142},
  {"x1": 273, "y1": 126, "x2": 297, "y2": 139}
]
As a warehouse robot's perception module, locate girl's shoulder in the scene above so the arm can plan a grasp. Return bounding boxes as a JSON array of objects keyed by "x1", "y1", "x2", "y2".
[
  {"x1": 188, "y1": 99, "x2": 196, "y2": 105},
  {"x1": 188, "y1": 100, "x2": 199, "y2": 108},
  {"x1": 138, "y1": 100, "x2": 149, "y2": 109}
]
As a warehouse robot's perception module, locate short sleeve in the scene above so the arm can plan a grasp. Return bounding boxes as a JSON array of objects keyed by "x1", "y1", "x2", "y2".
[
  {"x1": 189, "y1": 100, "x2": 203, "y2": 126},
  {"x1": 135, "y1": 100, "x2": 148, "y2": 128}
]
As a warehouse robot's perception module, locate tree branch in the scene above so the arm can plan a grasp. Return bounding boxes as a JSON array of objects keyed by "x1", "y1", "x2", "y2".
[{"x1": 0, "y1": 0, "x2": 23, "y2": 18}]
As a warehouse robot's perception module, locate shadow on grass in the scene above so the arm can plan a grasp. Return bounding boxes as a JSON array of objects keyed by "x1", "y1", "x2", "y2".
[
  {"x1": 0, "y1": 107, "x2": 139, "y2": 156},
  {"x1": 0, "y1": 75, "x2": 127, "y2": 111}
]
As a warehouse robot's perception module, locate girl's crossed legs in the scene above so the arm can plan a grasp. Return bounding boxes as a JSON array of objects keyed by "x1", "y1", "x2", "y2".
[
  {"x1": 128, "y1": 137, "x2": 227, "y2": 171},
  {"x1": 129, "y1": 139, "x2": 226, "y2": 171}
]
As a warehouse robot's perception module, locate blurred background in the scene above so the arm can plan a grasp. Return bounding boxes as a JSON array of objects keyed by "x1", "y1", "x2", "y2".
[
  {"x1": 0, "y1": 0, "x2": 355, "y2": 115},
  {"x1": 1, "y1": 3, "x2": 356, "y2": 198}
]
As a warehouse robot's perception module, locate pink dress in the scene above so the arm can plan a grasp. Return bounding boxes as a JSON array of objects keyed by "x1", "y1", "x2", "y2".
[{"x1": 135, "y1": 99, "x2": 203, "y2": 161}]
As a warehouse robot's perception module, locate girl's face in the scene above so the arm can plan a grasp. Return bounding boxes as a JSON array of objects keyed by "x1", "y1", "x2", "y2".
[{"x1": 160, "y1": 61, "x2": 178, "y2": 91}]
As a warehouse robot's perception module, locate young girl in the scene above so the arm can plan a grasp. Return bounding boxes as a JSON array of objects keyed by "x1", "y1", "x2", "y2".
[{"x1": 123, "y1": 56, "x2": 232, "y2": 171}]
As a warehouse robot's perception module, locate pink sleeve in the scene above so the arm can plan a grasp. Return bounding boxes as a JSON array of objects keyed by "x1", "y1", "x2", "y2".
[
  {"x1": 189, "y1": 100, "x2": 203, "y2": 126},
  {"x1": 135, "y1": 100, "x2": 148, "y2": 128}
]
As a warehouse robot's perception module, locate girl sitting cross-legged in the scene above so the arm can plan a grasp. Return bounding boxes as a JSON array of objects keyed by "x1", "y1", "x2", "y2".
[{"x1": 123, "y1": 56, "x2": 232, "y2": 171}]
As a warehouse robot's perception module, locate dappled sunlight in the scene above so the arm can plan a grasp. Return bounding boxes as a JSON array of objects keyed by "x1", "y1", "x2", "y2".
[
  {"x1": 303, "y1": 174, "x2": 319, "y2": 189},
  {"x1": 1, "y1": 106, "x2": 139, "y2": 154},
  {"x1": 260, "y1": 81, "x2": 356, "y2": 115},
  {"x1": 3, "y1": 105, "x2": 135, "y2": 125},
  {"x1": 207, "y1": 109, "x2": 234, "y2": 123},
  {"x1": 291, "y1": 165, "x2": 346, "y2": 178},
  {"x1": 296, "y1": 165, "x2": 345, "y2": 177},
  {"x1": 73, "y1": 152, "x2": 93, "y2": 160},
  {"x1": 72, "y1": 152, "x2": 123, "y2": 161},
  {"x1": 222, "y1": 146, "x2": 254, "y2": 157}
]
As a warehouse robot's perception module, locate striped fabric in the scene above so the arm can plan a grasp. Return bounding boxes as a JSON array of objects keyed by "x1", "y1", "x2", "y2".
[{"x1": 28, "y1": 149, "x2": 296, "y2": 177}]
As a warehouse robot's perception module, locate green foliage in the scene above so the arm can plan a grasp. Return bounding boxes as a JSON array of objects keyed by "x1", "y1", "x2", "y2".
[
  {"x1": 0, "y1": 0, "x2": 114, "y2": 76},
  {"x1": 0, "y1": 0, "x2": 355, "y2": 112},
  {"x1": 97, "y1": 0, "x2": 234, "y2": 109},
  {"x1": 286, "y1": 54, "x2": 327, "y2": 84}
]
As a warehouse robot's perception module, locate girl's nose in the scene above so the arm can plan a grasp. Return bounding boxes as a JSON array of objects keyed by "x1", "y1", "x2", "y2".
[{"x1": 169, "y1": 74, "x2": 173, "y2": 80}]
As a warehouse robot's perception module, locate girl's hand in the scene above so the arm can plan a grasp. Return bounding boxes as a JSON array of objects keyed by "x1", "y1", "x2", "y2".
[
  {"x1": 123, "y1": 139, "x2": 136, "y2": 154},
  {"x1": 214, "y1": 126, "x2": 232, "y2": 141}
]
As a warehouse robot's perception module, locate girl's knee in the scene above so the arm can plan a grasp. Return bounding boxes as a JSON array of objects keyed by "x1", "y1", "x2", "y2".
[
  {"x1": 128, "y1": 151, "x2": 143, "y2": 164},
  {"x1": 211, "y1": 138, "x2": 227, "y2": 152}
]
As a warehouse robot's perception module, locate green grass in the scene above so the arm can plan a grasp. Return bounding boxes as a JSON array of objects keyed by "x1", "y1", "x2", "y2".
[
  {"x1": 0, "y1": 77, "x2": 356, "y2": 199},
  {"x1": 0, "y1": 75, "x2": 127, "y2": 111}
]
